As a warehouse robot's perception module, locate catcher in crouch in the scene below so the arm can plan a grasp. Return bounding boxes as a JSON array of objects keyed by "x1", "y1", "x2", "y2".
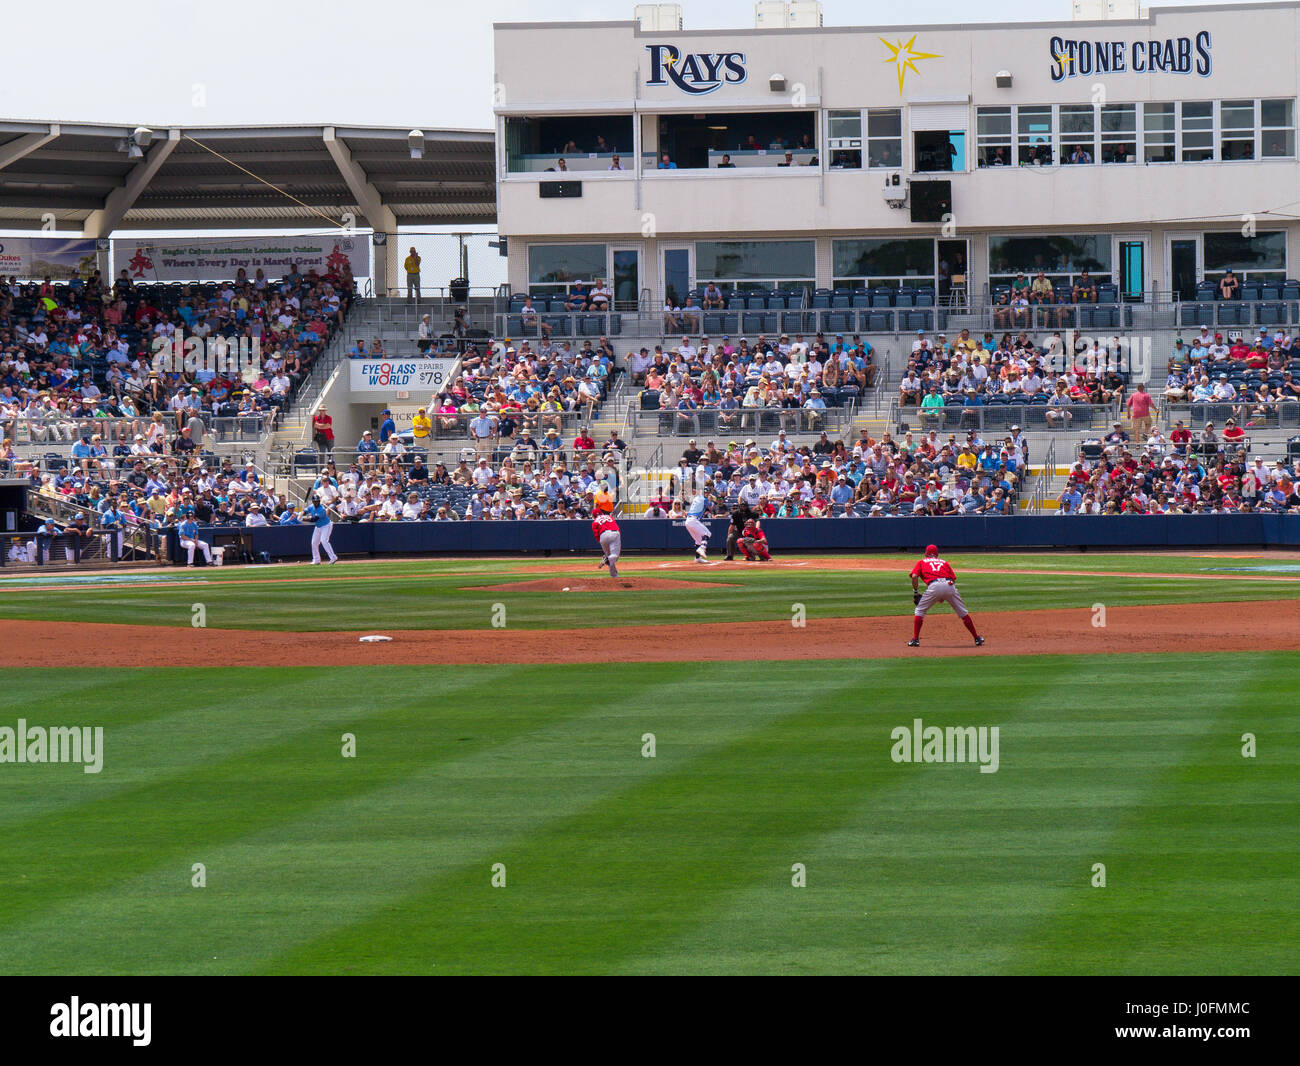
[
  {"x1": 738, "y1": 518, "x2": 770, "y2": 561},
  {"x1": 908, "y1": 544, "x2": 984, "y2": 647}
]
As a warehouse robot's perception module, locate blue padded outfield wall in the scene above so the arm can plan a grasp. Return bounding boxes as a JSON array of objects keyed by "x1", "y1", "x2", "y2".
[{"x1": 173, "y1": 514, "x2": 1300, "y2": 562}]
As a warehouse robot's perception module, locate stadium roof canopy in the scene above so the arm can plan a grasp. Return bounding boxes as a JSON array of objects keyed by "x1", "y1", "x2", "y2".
[{"x1": 0, "y1": 121, "x2": 496, "y2": 233}]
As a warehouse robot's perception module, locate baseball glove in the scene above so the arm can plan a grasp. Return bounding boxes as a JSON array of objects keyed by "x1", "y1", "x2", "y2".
[{"x1": 913, "y1": 591, "x2": 922, "y2": 605}]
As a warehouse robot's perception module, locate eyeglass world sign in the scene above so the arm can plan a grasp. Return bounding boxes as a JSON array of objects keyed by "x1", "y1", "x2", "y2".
[{"x1": 1050, "y1": 30, "x2": 1211, "y2": 81}]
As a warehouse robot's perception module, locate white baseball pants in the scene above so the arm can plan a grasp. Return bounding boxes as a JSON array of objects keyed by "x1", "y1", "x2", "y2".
[
  {"x1": 311, "y1": 521, "x2": 337, "y2": 563},
  {"x1": 599, "y1": 529, "x2": 622, "y2": 577},
  {"x1": 181, "y1": 536, "x2": 213, "y2": 565},
  {"x1": 684, "y1": 516, "x2": 709, "y2": 546},
  {"x1": 914, "y1": 579, "x2": 969, "y2": 619}
]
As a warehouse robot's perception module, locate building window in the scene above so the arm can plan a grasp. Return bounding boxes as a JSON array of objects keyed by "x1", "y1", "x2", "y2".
[
  {"x1": 1143, "y1": 103, "x2": 1176, "y2": 163},
  {"x1": 527, "y1": 244, "x2": 608, "y2": 295},
  {"x1": 832, "y1": 238, "x2": 935, "y2": 288},
  {"x1": 988, "y1": 234, "x2": 1113, "y2": 291},
  {"x1": 647, "y1": 111, "x2": 817, "y2": 170},
  {"x1": 1261, "y1": 99, "x2": 1296, "y2": 158},
  {"x1": 1060, "y1": 105, "x2": 1096, "y2": 164},
  {"x1": 827, "y1": 109, "x2": 862, "y2": 169},
  {"x1": 976, "y1": 107, "x2": 1011, "y2": 167},
  {"x1": 695, "y1": 240, "x2": 816, "y2": 292},
  {"x1": 1180, "y1": 101, "x2": 1213, "y2": 162},
  {"x1": 504, "y1": 116, "x2": 634, "y2": 173},
  {"x1": 1016, "y1": 106, "x2": 1053, "y2": 166},
  {"x1": 867, "y1": 109, "x2": 903, "y2": 168},
  {"x1": 1219, "y1": 100, "x2": 1255, "y2": 161},
  {"x1": 1100, "y1": 104, "x2": 1137, "y2": 163},
  {"x1": 1203, "y1": 230, "x2": 1286, "y2": 285}
]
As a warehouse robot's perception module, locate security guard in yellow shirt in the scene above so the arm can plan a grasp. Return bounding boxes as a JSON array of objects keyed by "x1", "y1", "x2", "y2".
[{"x1": 404, "y1": 247, "x2": 421, "y2": 299}]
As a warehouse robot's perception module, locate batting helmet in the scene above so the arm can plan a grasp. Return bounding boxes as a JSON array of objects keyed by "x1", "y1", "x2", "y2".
[{"x1": 925, "y1": 544, "x2": 939, "y2": 556}]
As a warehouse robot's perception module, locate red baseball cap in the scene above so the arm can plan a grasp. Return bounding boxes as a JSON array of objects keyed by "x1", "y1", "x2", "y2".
[{"x1": 925, "y1": 544, "x2": 939, "y2": 556}]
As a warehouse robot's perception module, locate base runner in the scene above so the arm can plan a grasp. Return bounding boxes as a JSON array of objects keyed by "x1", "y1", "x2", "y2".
[
  {"x1": 908, "y1": 544, "x2": 984, "y2": 647},
  {"x1": 593, "y1": 511, "x2": 622, "y2": 578},
  {"x1": 684, "y1": 492, "x2": 710, "y2": 562},
  {"x1": 302, "y1": 493, "x2": 339, "y2": 565}
]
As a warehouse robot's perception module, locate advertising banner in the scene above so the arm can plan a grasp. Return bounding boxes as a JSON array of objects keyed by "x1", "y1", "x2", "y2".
[
  {"x1": 112, "y1": 235, "x2": 368, "y2": 282},
  {"x1": 348, "y1": 358, "x2": 458, "y2": 394},
  {"x1": 0, "y1": 237, "x2": 98, "y2": 280}
]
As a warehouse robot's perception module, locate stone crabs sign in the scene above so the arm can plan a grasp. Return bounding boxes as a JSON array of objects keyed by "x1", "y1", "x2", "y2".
[
  {"x1": 646, "y1": 44, "x2": 747, "y2": 95},
  {"x1": 1050, "y1": 30, "x2": 1212, "y2": 81}
]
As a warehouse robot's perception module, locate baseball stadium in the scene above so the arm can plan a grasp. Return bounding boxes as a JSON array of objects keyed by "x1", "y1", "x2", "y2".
[{"x1": 1, "y1": 0, "x2": 1299, "y2": 984}]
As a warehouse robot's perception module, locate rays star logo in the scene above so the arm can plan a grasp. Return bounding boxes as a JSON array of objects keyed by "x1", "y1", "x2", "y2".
[{"x1": 881, "y1": 35, "x2": 942, "y2": 94}]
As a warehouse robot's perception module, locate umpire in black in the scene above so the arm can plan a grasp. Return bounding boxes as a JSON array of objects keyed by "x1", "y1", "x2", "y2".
[{"x1": 724, "y1": 500, "x2": 754, "y2": 562}]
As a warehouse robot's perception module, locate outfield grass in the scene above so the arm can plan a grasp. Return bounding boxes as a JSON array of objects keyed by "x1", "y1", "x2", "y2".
[
  {"x1": 0, "y1": 556, "x2": 1296, "y2": 632},
  {"x1": 0, "y1": 655, "x2": 1295, "y2": 975}
]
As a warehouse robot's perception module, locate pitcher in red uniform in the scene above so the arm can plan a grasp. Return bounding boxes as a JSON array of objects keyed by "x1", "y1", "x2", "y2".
[
  {"x1": 908, "y1": 544, "x2": 984, "y2": 647},
  {"x1": 593, "y1": 512, "x2": 622, "y2": 578}
]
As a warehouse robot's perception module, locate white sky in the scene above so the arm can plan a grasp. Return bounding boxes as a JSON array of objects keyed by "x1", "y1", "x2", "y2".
[{"x1": 0, "y1": 0, "x2": 1245, "y2": 131}]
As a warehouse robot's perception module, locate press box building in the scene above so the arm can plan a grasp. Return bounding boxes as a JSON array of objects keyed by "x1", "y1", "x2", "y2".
[{"x1": 492, "y1": 3, "x2": 1300, "y2": 324}]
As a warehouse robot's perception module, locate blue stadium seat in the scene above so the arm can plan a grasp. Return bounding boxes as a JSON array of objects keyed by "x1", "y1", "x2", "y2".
[
  {"x1": 703, "y1": 313, "x2": 726, "y2": 334},
  {"x1": 746, "y1": 295, "x2": 767, "y2": 310},
  {"x1": 867, "y1": 310, "x2": 893, "y2": 331},
  {"x1": 780, "y1": 311, "x2": 808, "y2": 334},
  {"x1": 1257, "y1": 301, "x2": 1286, "y2": 325},
  {"x1": 1240, "y1": 283, "x2": 1262, "y2": 302},
  {"x1": 895, "y1": 288, "x2": 916, "y2": 308}
]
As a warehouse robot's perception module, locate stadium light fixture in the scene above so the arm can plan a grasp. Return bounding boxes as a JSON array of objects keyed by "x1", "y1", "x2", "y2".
[
  {"x1": 769, "y1": 73, "x2": 787, "y2": 93},
  {"x1": 408, "y1": 129, "x2": 425, "y2": 159},
  {"x1": 995, "y1": 70, "x2": 1013, "y2": 88}
]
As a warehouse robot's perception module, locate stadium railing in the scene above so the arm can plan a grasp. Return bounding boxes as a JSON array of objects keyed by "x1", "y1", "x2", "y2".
[
  {"x1": 1161, "y1": 400, "x2": 1300, "y2": 430},
  {"x1": 627, "y1": 406, "x2": 855, "y2": 438},
  {"x1": 890, "y1": 400, "x2": 1120, "y2": 433}
]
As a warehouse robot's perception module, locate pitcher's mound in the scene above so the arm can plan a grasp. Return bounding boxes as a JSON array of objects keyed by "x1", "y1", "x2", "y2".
[{"x1": 468, "y1": 577, "x2": 729, "y2": 592}]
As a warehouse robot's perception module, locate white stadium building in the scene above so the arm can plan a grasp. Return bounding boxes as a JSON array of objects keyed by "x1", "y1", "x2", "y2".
[{"x1": 493, "y1": 2, "x2": 1300, "y2": 329}]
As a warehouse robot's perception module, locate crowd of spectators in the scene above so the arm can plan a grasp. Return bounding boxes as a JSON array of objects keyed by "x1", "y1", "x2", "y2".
[
  {"x1": 377, "y1": 335, "x2": 621, "y2": 449},
  {"x1": 631, "y1": 331, "x2": 877, "y2": 430},
  {"x1": 896, "y1": 326, "x2": 1130, "y2": 428},
  {"x1": 652, "y1": 424, "x2": 1026, "y2": 519},
  {"x1": 0, "y1": 263, "x2": 354, "y2": 467},
  {"x1": 1057, "y1": 433, "x2": 1300, "y2": 515}
]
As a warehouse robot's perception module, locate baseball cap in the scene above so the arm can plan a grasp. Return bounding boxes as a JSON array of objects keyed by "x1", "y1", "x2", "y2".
[{"x1": 925, "y1": 544, "x2": 938, "y2": 556}]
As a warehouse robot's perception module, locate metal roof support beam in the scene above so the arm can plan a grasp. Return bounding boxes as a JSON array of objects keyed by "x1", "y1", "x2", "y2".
[
  {"x1": 323, "y1": 126, "x2": 398, "y2": 292},
  {"x1": 0, "y1": 124, "x2": 60, "y2": 172},
  {"x1": 81, "y1": 128, "x2": 180, "y2": 238}
]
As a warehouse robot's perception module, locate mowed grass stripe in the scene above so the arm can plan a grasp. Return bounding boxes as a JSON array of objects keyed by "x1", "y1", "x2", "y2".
[
  {"x1": 1007, "y1": 653, "x2": 1300, "y2": 975},
  {"x1": 2, "y1": 569, "x2": 1297, "y2": 632},
  {"x1": 0, "y1": 667, "x2": 546, "y2": 936},
  {"x1": 0, "y1": 665, "x2": 808, "y2": 975},
  {"x1": 265, "y1": 662, "x2": 1096, "y2": 975},
  {"x1": 615, "y1": 661, "x2": 1091, "y2": 975}
]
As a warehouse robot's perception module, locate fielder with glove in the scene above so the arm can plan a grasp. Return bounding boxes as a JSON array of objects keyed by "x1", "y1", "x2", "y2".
[{"x1": 908, "y1": 544, "x2": 984, "y2": 648}]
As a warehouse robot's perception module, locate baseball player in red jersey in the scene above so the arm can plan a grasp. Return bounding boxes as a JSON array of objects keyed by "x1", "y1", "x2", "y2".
[
  {"x1": 593, "y1": 512, "x2": 622, "y2": 578},
  {"x1": 908, "y1": 544, "x2": 985, "y2": 647},
  {"x1": 738, "y1": 518, "x2": 771, "y2": 561}
]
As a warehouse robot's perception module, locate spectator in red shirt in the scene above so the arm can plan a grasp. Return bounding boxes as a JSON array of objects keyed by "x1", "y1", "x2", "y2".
[
  {"x1": 1125, "y1": 382, "x2": 1155, "y2": 438},
  {"x1": 1222, "y1": 418, "x2": 1246, "y2": 444}
]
